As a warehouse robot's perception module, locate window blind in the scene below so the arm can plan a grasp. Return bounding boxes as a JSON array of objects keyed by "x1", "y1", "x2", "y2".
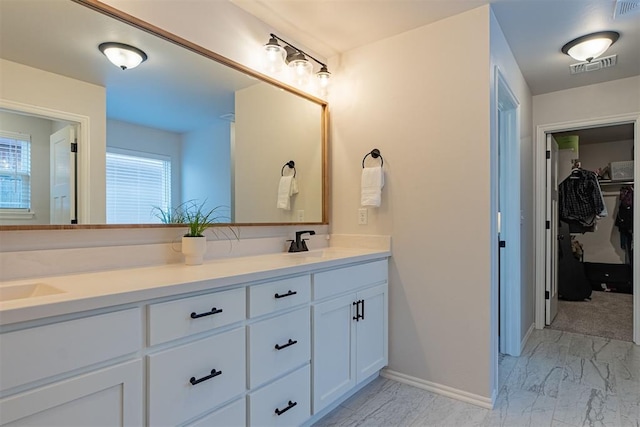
[
  {"x1": 106, "y1": 149, "x2": 171, "y2": 224},
  {"x1": 0, "y1": 131, "x2": 31, "y2": 210}
]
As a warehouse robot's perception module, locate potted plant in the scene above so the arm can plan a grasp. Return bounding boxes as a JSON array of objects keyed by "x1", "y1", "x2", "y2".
[{"x1": 154, "y1": 200, "x2": 237, "y2": 265}]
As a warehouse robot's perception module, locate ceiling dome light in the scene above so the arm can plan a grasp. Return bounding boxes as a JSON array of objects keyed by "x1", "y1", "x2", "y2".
[
  {"x1": 561, "y1": 31, "x2": 619, "y2": 62},
  {"x1": 99, "y1": 42, "x2": 148, "y2": 70}
]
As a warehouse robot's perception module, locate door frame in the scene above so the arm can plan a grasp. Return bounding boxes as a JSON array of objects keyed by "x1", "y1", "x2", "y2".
[
  {"x1": 534, "y1": 113, "x2": 640, "y2": 344},
  {"x1": 0, "y1": 99, "x2": 90, "y2": 223}
]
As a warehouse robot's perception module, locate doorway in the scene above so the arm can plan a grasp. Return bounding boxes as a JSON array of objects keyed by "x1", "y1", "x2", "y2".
[{"x1": 534, "y1": 114, "x2": 640, "y2": 344}]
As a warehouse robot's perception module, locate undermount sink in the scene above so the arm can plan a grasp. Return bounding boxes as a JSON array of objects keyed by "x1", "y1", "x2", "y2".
[{"x1": 0, "y1": 283, "x2": 65, "y2": 302}]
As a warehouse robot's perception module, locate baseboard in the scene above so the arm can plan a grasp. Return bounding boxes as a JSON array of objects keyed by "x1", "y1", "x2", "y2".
[
  {"x1": 380, "y1": 369, "x2": 493, "y2": 409},
  {"x1": 520, "y1": 323, "x2": 535, "y2": 355}
]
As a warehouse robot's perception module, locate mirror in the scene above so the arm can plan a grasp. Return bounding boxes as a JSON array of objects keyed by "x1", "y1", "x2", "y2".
[{"x1": 0, "y1": 0, "x2": 327, "y2": 227}]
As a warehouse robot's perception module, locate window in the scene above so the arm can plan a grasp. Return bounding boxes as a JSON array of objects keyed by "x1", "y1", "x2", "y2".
[
  {"x1": 0, "y1": 131, "x2": 31, "y2": 210},
  {"x1": 106, "y1": 148, "x2": 171, "y2": 224}
]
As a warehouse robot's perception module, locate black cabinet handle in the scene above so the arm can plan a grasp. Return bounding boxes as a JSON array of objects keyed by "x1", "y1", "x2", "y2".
[
  {"x1": 275, "y1": 338, "x2": 298, "y2": 350},
  {"x1": 353, "y1": 300, "x2": 361, "y2": 321},
  {"x1": 190, "y1": 307, "x2": 223, "y2": 319},
  {"x1": 361, "y1": 299, "x2": 365, "y2": 320},
  {"x1": 275, "y1": 400, "x2": 297, "y2": 416},
  {"x1": 275, "y1": 290, "x2": 297, "y2": 299},
  {"x1": 189, "y1": 369, "x2": 222, "y2": 386}
]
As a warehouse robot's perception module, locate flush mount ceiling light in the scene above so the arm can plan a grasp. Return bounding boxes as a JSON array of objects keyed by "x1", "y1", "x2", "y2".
[
  {"x1": 561, "y1": 31, "x2": 620, "y2": 62},
  {"x1": 263, "y1": 33, "x2": 331, "y2": 87},
  {"x1": 99, "y1": 42, "x2": 148, "y2": 70}
]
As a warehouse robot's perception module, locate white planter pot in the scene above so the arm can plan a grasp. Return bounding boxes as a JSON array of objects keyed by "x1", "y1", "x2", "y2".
[{"x1": 181, "y1": 236, "x2": 207, "y2": 265}]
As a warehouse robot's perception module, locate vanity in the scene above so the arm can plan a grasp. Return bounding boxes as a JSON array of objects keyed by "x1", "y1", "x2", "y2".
[{"x1": 0, "y1": 247, "x2": 389, "y2": 426}]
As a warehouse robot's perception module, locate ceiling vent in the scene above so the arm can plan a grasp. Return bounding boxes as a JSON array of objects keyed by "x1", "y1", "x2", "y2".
[
  {"x1": 570, "y1": 55, "x2": 617, "y2": 74},
  {"x1": 614, "y1": 0, "x2": 640, "y2": 18}
]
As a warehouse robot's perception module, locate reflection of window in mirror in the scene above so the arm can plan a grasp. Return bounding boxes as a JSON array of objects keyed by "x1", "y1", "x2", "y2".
[
  {"x1": 0, "y1": 131, "x2": 32, "y2": 215},
  {"x1": 106, "y1": 148, "x2": 171, "y2": 224}
]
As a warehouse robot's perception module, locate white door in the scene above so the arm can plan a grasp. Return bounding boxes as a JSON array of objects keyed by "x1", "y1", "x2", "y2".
[
  {"x1": 311, "y1": 293, "x2": 356, "y2": 414},
  {"x1": 545, "y1": 134, "x2": 559, "y2": 325},
  {"x1": 355, "y1": 284, "x2": 388, "y2": 383},
  {"x1": 50, "y1": 126, "x2": 76, "y2": 224}
]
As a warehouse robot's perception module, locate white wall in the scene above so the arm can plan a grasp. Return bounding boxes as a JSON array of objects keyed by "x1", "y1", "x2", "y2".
[
  {"x1": 182, "y1": 121, "x2": 231, "y2": 215},
  {"x1": 234, "y1": 83, "x2": 323, "y2": 223},
  {"x1": 107, "y1": 119, "x2": 183, "y2": 210},
  {"x1": 0, "y1": 111, "x2": 56, "y2": 225},
  {"x1": 534, "y1": 76, "x2": 640, "y2": 126},
  {"x1": 329, "y1": 6, "x2": 492, "y2": 399},
  {"x1": 489, "y1": 10, "x2": 534, "y2": 357},
  {"x1": 0, "y1": 59, "x2": 107, "y2": 223}
]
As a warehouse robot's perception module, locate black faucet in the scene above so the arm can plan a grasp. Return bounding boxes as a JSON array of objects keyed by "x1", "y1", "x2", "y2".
[{"x1": 288, "y1": 230, "x2": 316, "y2": 252}]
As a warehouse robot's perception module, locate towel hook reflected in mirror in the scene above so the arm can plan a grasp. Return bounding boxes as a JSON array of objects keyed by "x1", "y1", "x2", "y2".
[{"x1": 362, "y1": 149, "x2": 383, "y2": 168}]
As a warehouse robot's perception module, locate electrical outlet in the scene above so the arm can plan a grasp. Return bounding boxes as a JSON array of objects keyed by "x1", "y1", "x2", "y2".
[
  {"x1": 358, "y1": 208, "x2": 368, "y2": 225},
  {"x1": 297, "y1": 210, "x2": 304, "y2": 222}
]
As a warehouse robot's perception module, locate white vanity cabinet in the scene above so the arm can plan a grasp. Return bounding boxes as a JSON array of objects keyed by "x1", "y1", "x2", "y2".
[
  {"x1": 311, "y1": 260, "x2": 388, "y2": 414},
  {"x1": 0, "y1": 251, "x2": 389, "y2": 427},
  {"x1": 0, "y1": 309, "x2": 143, "y2": 426}
]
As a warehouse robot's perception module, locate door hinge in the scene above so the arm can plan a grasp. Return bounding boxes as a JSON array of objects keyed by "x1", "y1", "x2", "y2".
[
  {"x1": 545, "y1": 291, "x2": 550, "y2": 300},
  {"x1": 71, "y1": 142, "x2": 78, "y2": 153},
  {"x1": 499, "y1": 240, "x2": 506, "y2": 248},
  {"x1": 546, "y1": 220, "x2": 550, "y2": 230},
  {"x1": 546, "y1": 150, "x2": 551, "y2": 159}
]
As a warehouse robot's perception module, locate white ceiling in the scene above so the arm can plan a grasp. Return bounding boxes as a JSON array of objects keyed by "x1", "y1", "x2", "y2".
[{"x1": 232, "y1": 0, "x2": 640, "y2": 95}]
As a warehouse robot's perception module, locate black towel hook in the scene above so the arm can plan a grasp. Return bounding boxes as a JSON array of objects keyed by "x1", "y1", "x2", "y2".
[
  {"x1": 281, "y1": 160, "x2": 296, "y2": 178},
  {"x1": 362, "y1": 149, "x2": 383, "y2": 168}
]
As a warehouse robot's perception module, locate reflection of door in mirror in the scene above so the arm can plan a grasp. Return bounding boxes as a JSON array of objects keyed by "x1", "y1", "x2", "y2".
[
  {"x1": 0, "y1": 109, "x2": 79, "y2": 225},
  {"x1": 50, "y1": 125, "x2": 77, "y2": 225}
]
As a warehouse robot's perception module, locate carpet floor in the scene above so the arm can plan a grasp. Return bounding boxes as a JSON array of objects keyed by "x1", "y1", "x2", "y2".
[{"x1": 547, "y1": 291, "x2": 634, "y2": 342}]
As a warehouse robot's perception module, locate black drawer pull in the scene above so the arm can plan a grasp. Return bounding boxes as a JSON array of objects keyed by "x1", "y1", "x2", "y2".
[
  {"x1": 190, "y1": 307, "x2": 223, "y2": 319},
  {"x1": 189, "y1": 369, "x2": 222, "y2": 386},
  {"x1": 274, "y1": 290, "x2": 297, "y2": 299},
  {"x1": 361, "y1": 299, "x2": 365, "y2": 320},
  {"x1": 275, "y1": 338, "x2": 298, "y2": 350},
  {"x1": 275, "y1": 400, "x2": 297, "y2": 416}
]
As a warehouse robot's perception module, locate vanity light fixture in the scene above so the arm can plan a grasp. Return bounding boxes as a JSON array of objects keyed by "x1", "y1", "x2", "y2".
[
  {"x1": 264, "y1": 33, "x2": 331, "y2": 86},
  {"x1": 561, "y1": 31, "x2": 620, "y2": 62},
  {"x1": 99, "y1": 42, "x2": 148, "y2": 70}
]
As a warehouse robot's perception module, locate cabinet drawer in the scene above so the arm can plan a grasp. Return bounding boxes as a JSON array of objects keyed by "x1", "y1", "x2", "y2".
[
  {"x1": 0, "y1": 360, "x2": 143, "y2": 426},
  {"x1": 248, "y1": 365, "x2": 310, "y2": 427},
  {"x1": 148, "y1": 327, "x2": 246, "y2": 427},
  {"x1": 313, "y1": 259, "x2": 387, "y2": 300},
  {"x1": 248, "y1": 275, "x2": 310, "y2": 318},
  {"x1": 248, "y1": 307, "x2": 310, "y2": 388},
  {"x1": 186, "y1": 397, "x2": 245, "y2": 427},
  {"x1": 148, "y1": 287, "x2": 245, "y2": 346},
  {"x1": 0, "y1": 308, "x2": 141, "y2": 392}
]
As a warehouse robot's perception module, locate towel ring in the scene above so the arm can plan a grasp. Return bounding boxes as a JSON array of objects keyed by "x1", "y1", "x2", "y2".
[
  {"x1": 281, "y1": 160, "x2": 296, "y2": 178},
  {"x1": 362, "y1": 149, "x2": 383, "y2": 168}
]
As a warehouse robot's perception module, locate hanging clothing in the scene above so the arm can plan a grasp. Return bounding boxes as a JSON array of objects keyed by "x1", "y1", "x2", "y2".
[
  {"x1": 559, "y1": 168, "x2": 606, "y2": 231},
  {"x1": 615, "y1": 185, "x2": 634, "y2": 265}
]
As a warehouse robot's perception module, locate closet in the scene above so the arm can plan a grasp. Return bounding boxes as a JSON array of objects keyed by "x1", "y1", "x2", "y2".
[{"x1": 551, "y1": 123, "x2": 635, "y2": 341}]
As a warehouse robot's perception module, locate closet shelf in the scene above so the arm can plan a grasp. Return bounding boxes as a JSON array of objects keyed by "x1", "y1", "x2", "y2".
[{"x1": 598, "y1": 179, "x2": 634, "y2": 186}]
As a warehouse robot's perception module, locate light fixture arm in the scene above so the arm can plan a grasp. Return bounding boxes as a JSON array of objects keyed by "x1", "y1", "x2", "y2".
[{"x1": 269, "y1": 33, "x2": 328, "y2": 69}]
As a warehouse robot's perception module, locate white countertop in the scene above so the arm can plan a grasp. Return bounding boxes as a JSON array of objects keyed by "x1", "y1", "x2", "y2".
[{"x1": 0, "y1": 247, "x2": 390, "y2": 326}]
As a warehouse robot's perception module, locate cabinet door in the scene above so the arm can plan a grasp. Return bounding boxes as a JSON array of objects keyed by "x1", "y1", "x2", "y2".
[
  {"x1": 355, "y1": 283, "x2": 388, "y2": 383},
  {"x1": 0, "y1": 360, "x2": 142, "y2": 427},
  {"x1": 311, "y1": 293, "x2": 356, "y2": 414}
]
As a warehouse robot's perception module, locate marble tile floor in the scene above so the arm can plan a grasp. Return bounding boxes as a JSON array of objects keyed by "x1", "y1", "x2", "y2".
[{"x1": 313, "y1": 329, "x2": 639, "y2": 427}]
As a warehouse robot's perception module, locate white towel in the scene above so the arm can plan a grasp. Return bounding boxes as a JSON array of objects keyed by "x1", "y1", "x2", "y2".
[
  {"x1": 361, "y1": 167, "x2": 384, "y2": 207},
  {"x1": 277, "y1": 176, "x2": 298, "y2": 210}
]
